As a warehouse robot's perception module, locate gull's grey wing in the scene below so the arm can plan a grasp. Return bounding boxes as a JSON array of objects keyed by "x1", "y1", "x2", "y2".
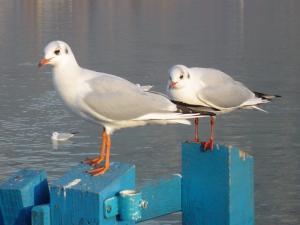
[
  {"x1": 197, "y1": 82, "x2": 255, "y2": 109},
  {"x1": 58, "y1": 133, "x2": 74, "y2": 139},
  {"x1": 82, "y1": 75, "x2": 176, "y2": 121},
  {"x1": 136, "y1": 84, "x2": 153, "y2": 91},
  {"x1": 190, "y1": 68, "x2": 235, "y2": 86}
]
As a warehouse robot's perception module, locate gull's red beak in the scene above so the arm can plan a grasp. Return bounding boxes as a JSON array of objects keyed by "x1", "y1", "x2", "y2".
[
  {"x1": 38, "y1": 58, "x2": 50, "y2": 68},
  {"x1": 169, "y1": 81, "x2": 178, "y2": 89}
]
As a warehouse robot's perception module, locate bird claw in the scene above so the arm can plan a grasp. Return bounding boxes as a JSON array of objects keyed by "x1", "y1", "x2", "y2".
[
  {"x1": 82, "y1": 156, "x2": 104, "y2": 166},
  {"x1": 88, "y1": 166, "x2": 109, "y2": 176},
  {"x1": 193, "y1": 137, "x2": 200, "y2": 143},
  {"x1": 201, "y1": 139, "x2": 214, "y2": 151}
]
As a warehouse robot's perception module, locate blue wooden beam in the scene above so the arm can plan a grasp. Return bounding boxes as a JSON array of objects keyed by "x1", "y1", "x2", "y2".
[
  {"x1": 0, "y1": 143, "x2": 255, "y2": 225},
  {"x1": 104, "y1": 174, "x2": 181, "y2": 223},
  {"x1": 104, "y1": 190, "x2": 144, "y2": 221},
  {"x1": 182, "y1": 143, "x2": 254, "y2": 225},
  {"x1": 31, "y1": 204, "x2": 50, "y2": 225},
  {"x1": 50, "y1": 162, "x2": 136, "y2": 225},
  {"x1": 137, "y1": 174, "x2": 182, "y2": 222},
  {"x1": 0, "y1": 169, "x2": 49, "y2": 225}
]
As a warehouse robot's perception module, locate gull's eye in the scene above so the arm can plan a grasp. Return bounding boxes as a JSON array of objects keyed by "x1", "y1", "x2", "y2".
[
  {"x1": 54, "y1": 49, "x2": 60, "y2": 55},
  {"x1": 180, "y1": 74, "x2": 184, "y2": 79}
]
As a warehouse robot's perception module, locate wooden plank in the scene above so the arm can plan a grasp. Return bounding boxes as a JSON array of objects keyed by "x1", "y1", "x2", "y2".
[
  {"x1": 119, "y1": 190, "x2": 143, "y2": 221},
  {"x1": 0, "y1": 169, "x2": 49, "y2": 225},
  {"x1": 137, "y1": 174, "x2": 181, "y2": 222},
  {"x1": 230, "y1": 147, "x2": 254, "y2": 225},
  {"x1": 182, "y1": 142, "x2": 254, "y2": 225},
  {"x1": 31, "y1": 204, "x2": 50, "y2": 225},
  {"x1": 50, "y1": 162, "x2": 136, "y2": 225}
]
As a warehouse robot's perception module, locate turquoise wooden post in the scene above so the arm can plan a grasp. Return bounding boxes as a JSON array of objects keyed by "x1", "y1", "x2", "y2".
[
  {"x1": 118, "y1": 190, "x2": 143, "y2": 221},
  {"x1": 50, "y1": 162, "x2": 136, "y2": 225},
  {"x1": 137, "y1": 174, "x2": 181, "y2": 222},
  {"x1": 182, "y1": 143, "x2": 254, "y2": 225},
  {"x1": 0, "y1": 169, "x2": 49, "y2": 225},
  {"x1": 103, "y1": 174, "x2": 182, "y2": 223},
  {"x1": 0, "y1": 143, "x2": 255, "y2": 225},
  {"x1": 31, "y1": 204, "x2": 50, "y2": 225}
]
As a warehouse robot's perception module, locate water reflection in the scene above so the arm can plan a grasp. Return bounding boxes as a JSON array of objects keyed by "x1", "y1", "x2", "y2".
[{"x1": 0, "y1": 1, "x2": 299, "y2": 224}]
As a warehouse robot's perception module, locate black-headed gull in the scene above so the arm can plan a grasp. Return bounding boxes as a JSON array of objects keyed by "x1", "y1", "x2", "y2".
[
  {"x1": 51, "y1": 131, "x2": 78, "y2": 141},
  {"x1": 38, "y1": 41, "x2": 206, "y2": 175},
  {"x1": 167, "y1": 64, "x2": 280, "y2": 150}
]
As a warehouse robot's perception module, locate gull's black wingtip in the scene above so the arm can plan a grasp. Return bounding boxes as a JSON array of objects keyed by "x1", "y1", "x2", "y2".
[
  {"x1": 254, "y1": 91, "x2": 282, "y2": 100},
  {"x1": 172, "y1": 100, "x2": 217, "y2": 116}
]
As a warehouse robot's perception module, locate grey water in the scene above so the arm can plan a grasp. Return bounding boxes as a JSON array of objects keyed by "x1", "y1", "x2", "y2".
[{"x1": 0, "y1": 0, "x2": 299, "y2": 224}]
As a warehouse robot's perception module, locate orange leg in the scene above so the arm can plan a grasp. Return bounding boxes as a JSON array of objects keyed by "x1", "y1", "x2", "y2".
[
  {"x1": 88, "y1": 133, "x2": 111, "y2": 176},
  {"x1": 202, "y1": 116, "x2": 215, "y2": 151},
  {"x1": 194, "y1": 118, "x2": 200, "y2": 142},
  {"x1": 83, "y1": 128, "x2": 107, "y2": 165}
]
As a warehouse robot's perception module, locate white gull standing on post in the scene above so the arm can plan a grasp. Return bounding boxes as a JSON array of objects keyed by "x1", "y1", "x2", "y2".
[
  {"x1": 166, "y1": 64, "x2": 280, "y2": 150},
  {"x1": 38, "y1": 41, "x2": 206, "y2": 176}
]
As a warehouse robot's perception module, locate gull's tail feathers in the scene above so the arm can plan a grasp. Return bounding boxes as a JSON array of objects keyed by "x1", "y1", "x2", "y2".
[
  {"x1": 254, "y1": 91, "x2": 281, "y2": 100},
  {"x1": 134, "y1": 112, "x2": 208, "y2": 122}
]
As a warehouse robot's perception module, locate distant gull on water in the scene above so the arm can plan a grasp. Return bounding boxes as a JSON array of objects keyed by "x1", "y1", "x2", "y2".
[{"x1": 51, "y1": 131, "x2": 78, "y2": 142}]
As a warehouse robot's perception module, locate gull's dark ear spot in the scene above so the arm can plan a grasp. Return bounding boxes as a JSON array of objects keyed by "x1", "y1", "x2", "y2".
[
  {"x1": 54, "y1": 49, "x2": 60, "y2": 55},
  {"x1": 65, "y1": 47, "x2": 69, "y2": 54},
  {"x1": 188, "y1": 73, "x2": 190, "y2": 79}
]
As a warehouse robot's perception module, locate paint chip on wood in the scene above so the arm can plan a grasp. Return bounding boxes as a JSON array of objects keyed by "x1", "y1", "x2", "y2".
[
  {"x1": 239, "y1": 150, "x2": 248, "y2": 160},
  {"x1": 64, "y1": 179, "x2": 81, "y2": 189}
]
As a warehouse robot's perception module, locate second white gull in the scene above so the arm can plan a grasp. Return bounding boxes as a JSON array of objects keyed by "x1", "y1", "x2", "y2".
[{"x1": 167, "y1": 64, "x2": 280, "y2": 150}]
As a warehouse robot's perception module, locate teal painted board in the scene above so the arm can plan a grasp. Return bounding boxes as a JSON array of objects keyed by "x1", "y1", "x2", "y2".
[
  {"x1": 118, "y1": 190, "x2": 143, "y2": 221},
  {"x1": 137, "y1": 174, "x2": 181, "y2": 222},
  {"x1": 182, "y1": 143, "x2": 254, "y2": 225},
  {"x1": 0, "y1": 209, "x2": 3, "y2": 224},
  {"x1": 230, "y1": 147, "x2": 254, "y2": 225},
  {"x1": 0, "y1": 169, "x2": 49, "y2": 225},
  {"x1": 50, "y1": 162, "x2": 136, "y2": 225},
  {"x1": 104, "y1": 196, "x2": 119, "y2": 219},
  {"x1": 31, "y1": 204, "x2": 50, "y2": 225}
]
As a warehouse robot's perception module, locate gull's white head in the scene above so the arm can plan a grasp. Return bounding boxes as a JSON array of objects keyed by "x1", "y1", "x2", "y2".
[
  {"x1": 52, "y1": 132, "x2": 59, "y2": 138},
  {"x1": 38, "y1": 40, "x2": 77, "y2": 68},
  {"x1": 167, "y1": 64, "x2": 191, "y2": 90}
]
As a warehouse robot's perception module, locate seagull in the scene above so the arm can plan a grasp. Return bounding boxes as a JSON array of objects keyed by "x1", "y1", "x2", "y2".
[
  {"x1": 166, "y1": 64, "x2": 280, "y2": 150},
  {"x1": 51, "y1": 131, "x2": 77, "y2": 142},
  {"x1": 38, "y1": 41, "x2": 206, "y2": 176}
]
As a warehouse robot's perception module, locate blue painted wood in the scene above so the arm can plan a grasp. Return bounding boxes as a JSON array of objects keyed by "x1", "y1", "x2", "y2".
[
  {"x1": 50, "y1": 162, "x2": 136, "y2": 225},
  {"x1": 182, "y1": 143, "x2": 254, "y2": 225},
  {"x1": 31, "y1": 204, "x2": 50, "y2": 225},
  {"x1": 230, "y1": 147, "x2": 254, "y2": 225},
  {"x1": 137, "y1": 174, "x2": 181, "y2": 223},
  {"x1": 118, "y1": 190, "x2": 142, "y2": 221},
  {"x1": 0, "y1": 208, "x2": 3, "y2": 224},
  {"x1": 104, "y1": 190, "x2": 144, "y2": 222},
  {"x1": 0, "y1": 169, "x2": 49, "y2": 225},
  {"x1": 104, "y1": 196, "x2": 119, "y2": 219}
]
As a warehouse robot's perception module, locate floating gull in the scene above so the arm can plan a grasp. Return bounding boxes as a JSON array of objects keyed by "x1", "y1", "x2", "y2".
[{"x1": 51, "y1": 131, "x2": 78, "y2": 142}]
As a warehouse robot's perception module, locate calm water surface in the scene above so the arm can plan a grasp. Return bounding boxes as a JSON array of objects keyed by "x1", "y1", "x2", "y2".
[{"x1": 0, "y1": 0, "x2": 299, "y2": 224}]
